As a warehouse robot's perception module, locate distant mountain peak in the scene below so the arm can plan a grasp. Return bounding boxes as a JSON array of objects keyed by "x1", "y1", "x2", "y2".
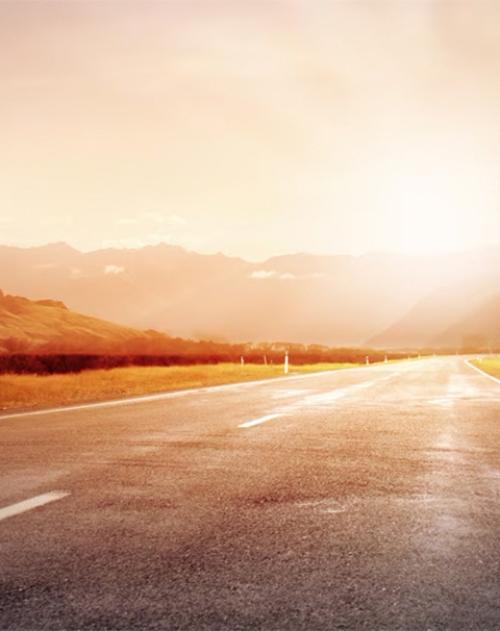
[{"x1": 36, "y1": 242, "x2": 80, "y2": 254}]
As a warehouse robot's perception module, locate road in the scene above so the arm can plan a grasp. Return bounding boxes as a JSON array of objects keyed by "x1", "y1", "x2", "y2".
[{"x1": 1, "y1": 357, "x2": 500, "y2": 630}]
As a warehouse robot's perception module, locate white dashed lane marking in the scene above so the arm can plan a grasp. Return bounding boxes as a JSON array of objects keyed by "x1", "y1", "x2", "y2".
[
  {"x1": 0, "y1": 491, "x2": 69, "y2": 523},
  {"x1": 238, "y1": 414, "x2": 284, "y2": 429}
]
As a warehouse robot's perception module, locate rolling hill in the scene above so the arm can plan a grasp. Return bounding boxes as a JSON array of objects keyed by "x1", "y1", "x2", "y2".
[{"x1": 0, "y1": 289, "x2": 170, "y2": 354}]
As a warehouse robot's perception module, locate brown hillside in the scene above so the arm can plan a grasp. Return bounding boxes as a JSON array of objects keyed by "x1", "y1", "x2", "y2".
[{"x1": 0, "y1": 289, "x2": 165, "y2": 354}]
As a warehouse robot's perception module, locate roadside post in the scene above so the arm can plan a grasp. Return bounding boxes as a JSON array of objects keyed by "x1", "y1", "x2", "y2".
[
  {"x1": 365, "y1": 355, "x2": 370, "y2": 365},
  {"x1": 240, "y1": 356, "x2": 244, "y2": 366},
  {"x1": 284, "y1": 351, "x2": 289, "y2": 375}
]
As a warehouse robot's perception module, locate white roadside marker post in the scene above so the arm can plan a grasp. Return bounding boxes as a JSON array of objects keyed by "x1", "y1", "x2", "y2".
[
  {"x1": 284, "y1": 351, "x2": 289, "y2": 375},
  {"x1": 365, "y1": 355, "x2": 370, "y2": 366},
  {"x1": 384, "y1": 354, "x2": 388, "y2": 364},
  {"x1": 240, "y1": 356, "x2": 244, "y2": 366}
]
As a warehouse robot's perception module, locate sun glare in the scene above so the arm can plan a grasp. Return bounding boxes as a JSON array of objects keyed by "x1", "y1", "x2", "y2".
[{"x1": 373, "y1": 152, "x2": 486, "y2": 255}]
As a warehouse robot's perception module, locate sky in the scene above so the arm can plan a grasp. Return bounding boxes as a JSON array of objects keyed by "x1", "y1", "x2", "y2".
[{"x1": 1, "y1": 0, "x2": 500, "y2": 260}]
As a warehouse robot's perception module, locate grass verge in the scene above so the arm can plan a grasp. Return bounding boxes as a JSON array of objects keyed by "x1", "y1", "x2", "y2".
[
  {"x1": 0, "y1": 362, "x2": 357, "y2": 412},
  {"x1": 470, "y1": 357, "x2": 500, "y2": 379}
]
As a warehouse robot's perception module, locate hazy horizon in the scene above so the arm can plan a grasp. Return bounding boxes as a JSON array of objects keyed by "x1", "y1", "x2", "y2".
[
  {"x1": 3, "y1": 239, "x2": 500, "y2": 265},
  {"x1": 2, "y1": 239, "x2": 500, "y2": 349}
]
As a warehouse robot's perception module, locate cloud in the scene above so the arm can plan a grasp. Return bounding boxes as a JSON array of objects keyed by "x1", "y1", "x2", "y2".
[
  {"x1": 104, "y1": 264, "x2": 125, "y2": 274},
  {"x1": 249, "y1": 269, "x2": 295, "y2": 280},
  {"x1": 250, "y1": 270, "x2": 278, "y2": 279},
  {"x1": 250, "y1": 270, "x2": 325, "y2": 280}
]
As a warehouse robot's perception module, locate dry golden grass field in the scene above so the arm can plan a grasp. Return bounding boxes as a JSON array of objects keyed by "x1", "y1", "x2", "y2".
[
  {"x1": 0, "y1": 362, "x2": 357, "y2": 412},
  {"x1": 471, "y1": 357, "x2": 500, "y2": 379}
]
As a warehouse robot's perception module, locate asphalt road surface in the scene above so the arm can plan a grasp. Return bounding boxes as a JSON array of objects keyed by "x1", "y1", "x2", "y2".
[{"x1": 1, "y1": 357, "x2": 500, "y2": 630}]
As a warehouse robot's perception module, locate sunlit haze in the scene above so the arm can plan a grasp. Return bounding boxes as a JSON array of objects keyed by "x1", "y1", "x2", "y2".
[
  {"x1": 4, "y1": 5, "x2": 500, "y2": 625},
  {"x1": 1, "y1": 1, "x2": 500, "y2": 259}
]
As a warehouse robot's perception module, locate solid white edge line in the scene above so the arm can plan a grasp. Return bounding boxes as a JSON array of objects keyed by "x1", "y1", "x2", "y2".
[
  {"x1": 464, "y1": 359, "x2": 500, "y2": 386},
  {"x1": 239, "y1": 413, "x2": 283, "y2": 429},
  {"x1": 0, "y1": 491, "x2": 69, "y2": 522},
  {"x1": 0, "y1": 361, "x2": 404, "y2": 421}
]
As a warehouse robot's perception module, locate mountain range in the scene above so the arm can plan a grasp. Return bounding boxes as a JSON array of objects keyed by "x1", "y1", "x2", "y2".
[{"x1": 1, "y1": 242, "x2": 499, "y2": 349}]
